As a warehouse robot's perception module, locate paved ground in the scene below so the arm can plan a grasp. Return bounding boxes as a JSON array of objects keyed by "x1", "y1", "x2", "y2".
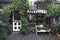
[{"x1": 7, "y1": 32, "x2": 58, "y2": 40}]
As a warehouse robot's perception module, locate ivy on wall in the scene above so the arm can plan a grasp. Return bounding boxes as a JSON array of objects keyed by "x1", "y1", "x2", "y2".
[
  {"x1": 19, "y1": 0, "x2": 29, "y2": 34},
  {"x1": 3, "y1": 0, "x2": 29, "y2": 34}
]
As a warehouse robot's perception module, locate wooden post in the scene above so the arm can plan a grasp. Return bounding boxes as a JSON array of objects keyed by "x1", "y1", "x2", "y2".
[{"x1": 36, "y1": 14, "x2": 38, "y2": 25}]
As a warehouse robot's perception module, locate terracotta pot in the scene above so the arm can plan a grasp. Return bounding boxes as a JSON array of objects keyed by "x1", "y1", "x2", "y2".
[
  {"x1": 49, "y1": 28, "x2": 56, "y2": 35},
  {"x1": 57, "y1": 33, "x2": 60, "y2": 40}
]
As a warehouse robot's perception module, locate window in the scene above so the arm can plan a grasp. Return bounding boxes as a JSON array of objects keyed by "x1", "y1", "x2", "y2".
[
  {"x1": 53, "y1": 16, "x2": 60, "y2": 24},
  {"x1": 18, "y1": 23, "x2": 20, "y2": 25},
  {"x1": 14, "y1": 23, "x2": 16, "y2": 25},
  {"x1": 18, "y1": 27, "x2": 20, "y2": 29},
  {"x1": 34, "y1": 1, "x2": 46, "y2": 9},
  {"x1": 55, "y1": 16, "x2": 59, "y2": 21},
  {"x1": 14, "y1": 27, "x2": 17, "y2": 29},
  {"x1": 14, "y1": 11, "x2": 20, "y2": 20}
]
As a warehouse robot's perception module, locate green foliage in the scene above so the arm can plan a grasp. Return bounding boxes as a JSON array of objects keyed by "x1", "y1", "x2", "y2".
[
  {"x1": 0, "y1": 0, "x2": 29, "y2": 40},
  {"x1": 0, "y1": 5, "x2": 12, "y2": 39},
  {"x1": 44, "y1": 23, "x2": 49, "y2": 30},
  {"x1": 0, "y1": 10, "x2": 11, "y2": 40},
  {"x1": 21, "y1": 28, "x2": 28, "y2": 34},
  {"x1": 21, "y1": 17, "x2": 28, "y2": 34},
  {"x1": 0, "y1": 32, "x2": 6, "y2": 40},
  {"x1": 0, "y1": 11, "x2": 11, "y2": 30},
  {"x1": 21, "y1": 18, "x2": 28, "y2": 34},
  {"x1": 18, "y1": 0, "x2": 29, "y2": 34},
  {"x1": 30, "y1": 30, "x2": 36, "y2": 33},
  {"x1": 3, "y1": 5, "x2": 12, "y2": 14},
  {"x1": 53, "y1": 24, "x2": 60, "y2": 29},
  {"x1": 53, "y1": 24, "x2": 60, "y2": 33},
  {"x1": 45, "y1": 4, "x2": 60, "y2": 18},
  {"x1": 3, "y1": 0, "x2": 29, "y2": 34}
]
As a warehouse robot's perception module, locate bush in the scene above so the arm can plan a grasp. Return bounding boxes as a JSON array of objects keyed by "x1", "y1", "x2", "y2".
[
  {"x1": 30, "y1": 30, "x2": 36, "y2": 33},
  {"x1": 0, "y1": 32, "x2": 6, "y2": 40},
  {"x1": 53, "y1": 24, "x2": 60, "y2": 34},
  {"x1": 7, "y1": 29, "x2": 12, "y2": 36},
  {"x1": 44, "y1": 23, "x2": 49, "y2": 30},
  {"x1": 21, "y1": 28, "x2": 28, "y2": 34},
  {"x1": 21, "y1": 17, "x2": 28, "y2": 35}
]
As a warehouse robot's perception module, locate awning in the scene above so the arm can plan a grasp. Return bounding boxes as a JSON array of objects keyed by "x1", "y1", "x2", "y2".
[{"x1": 27, "y1": 10, "x2": 47, "y2": 14}]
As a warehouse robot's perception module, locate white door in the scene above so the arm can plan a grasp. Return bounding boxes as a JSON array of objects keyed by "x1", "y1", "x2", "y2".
[{"x1": 13, "y1": 22, "x2": 21, "y2": 31}]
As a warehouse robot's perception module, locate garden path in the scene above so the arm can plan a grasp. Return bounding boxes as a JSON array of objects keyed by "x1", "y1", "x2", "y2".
[{"x1": 7, "y1": 32, "x2": 58, "y2": 40}]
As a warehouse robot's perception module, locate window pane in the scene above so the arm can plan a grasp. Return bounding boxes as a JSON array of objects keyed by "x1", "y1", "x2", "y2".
[
  {"x1": 55, "y1": 16, "x2": 59, "y2": 21},
  {"x1": 14, "y1": 23, "x2": 16, "y2": 25},
  {"x1": 18, "y1": 27, "x2": 20, "y2": 29},
  {"x1": 34, "y1": 1, "x2": 46, "y2": 9},
  {"x1": 18, "y1": 23, "x2": 20, "y2": 25},
  {"x1": 14, "y1": 11, "x2": 20, "y2": 20},
  {"x1": 14, "y1": 27, "x2": 17, "y2": 29}
]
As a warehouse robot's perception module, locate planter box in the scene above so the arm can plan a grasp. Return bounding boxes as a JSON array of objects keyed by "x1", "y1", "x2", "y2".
[{"x1": 57, "y1": 33, "x2": 60, "y2": 40}]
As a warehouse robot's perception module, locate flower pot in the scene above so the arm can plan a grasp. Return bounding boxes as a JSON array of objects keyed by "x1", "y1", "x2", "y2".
[
  {"x1": 56, "y1": 33, "x2": 60, "y2": 40},
  {"x1": 49, "y1": 28, "x2": 56, "y2": 35}
]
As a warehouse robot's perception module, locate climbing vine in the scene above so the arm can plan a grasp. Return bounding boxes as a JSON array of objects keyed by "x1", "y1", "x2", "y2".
[
  {"x1": 19, "y1": 0, "x2": 29, "y2": 34},
  {"x1": 3, "y1": 0, "x2": 29, "y2": 34}
]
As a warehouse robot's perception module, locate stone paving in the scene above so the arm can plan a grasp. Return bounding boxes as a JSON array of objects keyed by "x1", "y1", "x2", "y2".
[{"x1": 7, "y1": 32, "x2": 58, "y2": 40}]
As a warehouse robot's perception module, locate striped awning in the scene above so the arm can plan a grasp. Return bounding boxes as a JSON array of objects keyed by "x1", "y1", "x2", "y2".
[{"x1": 27, "y1": 10, "x2": 47, "y2": 14}]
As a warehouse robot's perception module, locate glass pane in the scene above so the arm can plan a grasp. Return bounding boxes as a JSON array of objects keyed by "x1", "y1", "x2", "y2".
[
  {"x1": 18, "y1": 23, "x2": 20, "y2": 25},
  {"x1": 34, "y1": 1, "x2": 46, "y2": 9},
  {"x1": 55, "y1": 16, "x2": 59, "y2": 21},
  {"x1": 14, "y1": 27, "x2": 17, "y2": 29},
  {"x1": 14, "y1": 11, "x2": 20, "y2": 20},
  {"x1": 18, "y1": 27, "x2": 20, "y2": 29},
  {"x1": 14, "y1": 23, "x2": 16, "y2": 25}
]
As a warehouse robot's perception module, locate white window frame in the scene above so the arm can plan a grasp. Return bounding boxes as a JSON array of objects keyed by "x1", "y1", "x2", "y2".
[
  {"x1": 53, "y1": 17, "x2": 60, "y2": 24},
  {"x1": 53, "y1": 18, "x2": 56, "y2": 24}
]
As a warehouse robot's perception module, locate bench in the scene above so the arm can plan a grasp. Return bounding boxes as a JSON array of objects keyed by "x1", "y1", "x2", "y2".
[{"x1": 35, "y1": 25, "x2": 51, "y2": 35}]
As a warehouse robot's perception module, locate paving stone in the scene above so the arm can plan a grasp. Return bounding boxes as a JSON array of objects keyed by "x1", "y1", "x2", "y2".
[{"x1": 7, "y1": 32, "x2": 58, "y2": 40}]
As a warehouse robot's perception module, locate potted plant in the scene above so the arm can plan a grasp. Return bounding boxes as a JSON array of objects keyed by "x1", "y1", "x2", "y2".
[
  {"x1": 49, "y1": 28, "x2": 56, "y2": 35},
  {"x1": 54, "y1": 24, "x2": 60, "y2": 40},
  {"x1": 50, "y1": 23, "x2": 60, "y2": 40},
  {"x1": 51, "y1": 21, "x2": 60, "y2": 34},
  {"x1": 49, "y1": 23, "x2": 60, "y2": 35}
]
